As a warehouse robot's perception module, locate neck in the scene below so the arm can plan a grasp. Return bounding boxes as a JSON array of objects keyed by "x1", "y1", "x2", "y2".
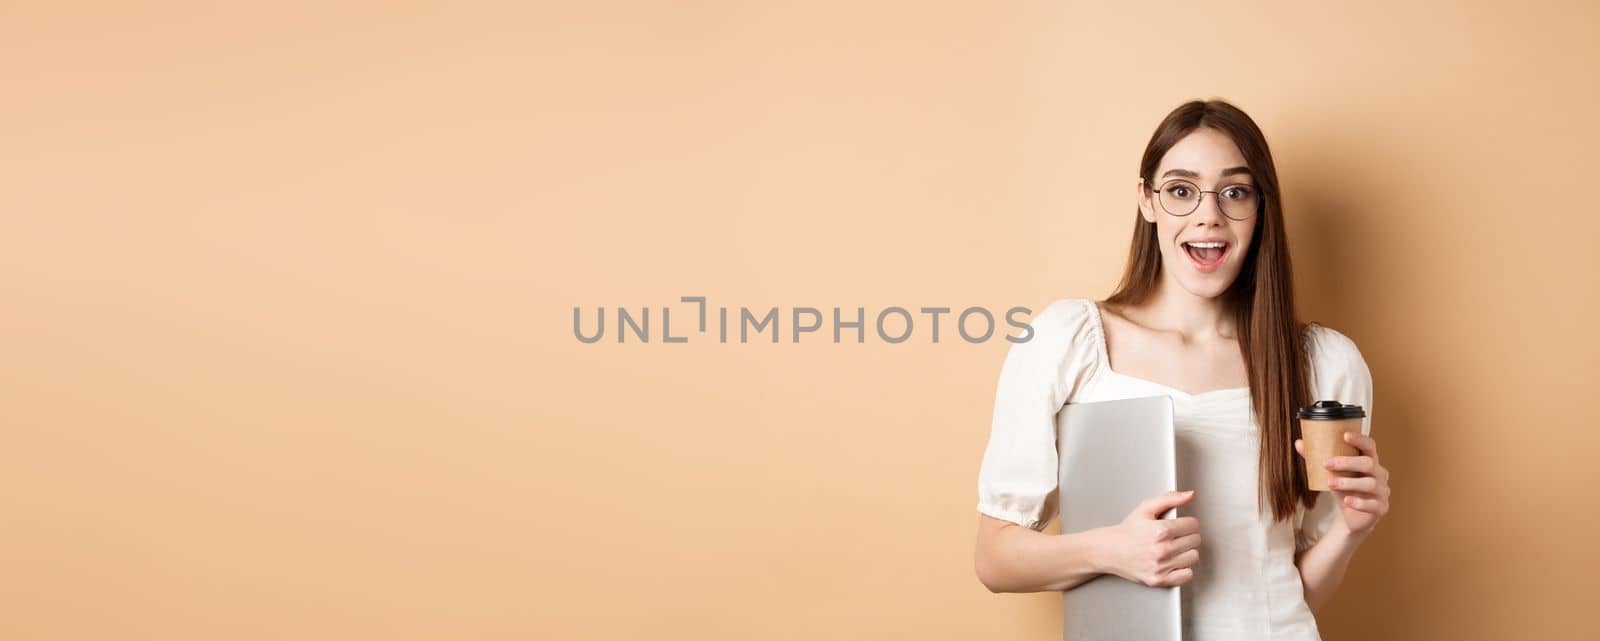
[{"x1": 1138, "y1": 269, "x2": 1236, "y2": 340}]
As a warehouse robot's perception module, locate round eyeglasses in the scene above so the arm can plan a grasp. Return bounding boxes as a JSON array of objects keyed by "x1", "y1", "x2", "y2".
[{"x1": 1149, "y1": 179, "x2": 1260, "y2": 221}]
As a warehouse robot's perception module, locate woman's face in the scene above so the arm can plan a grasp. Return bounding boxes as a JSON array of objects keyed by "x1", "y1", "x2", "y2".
[{"x1": 1137, "y1": 127, "x2": 1261, "y2": 299}]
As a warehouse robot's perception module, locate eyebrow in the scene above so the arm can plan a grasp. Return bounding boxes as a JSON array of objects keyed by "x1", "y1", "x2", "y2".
[{"x1": 1160, "y1": 166, "x2": 1254, "y2": 179}]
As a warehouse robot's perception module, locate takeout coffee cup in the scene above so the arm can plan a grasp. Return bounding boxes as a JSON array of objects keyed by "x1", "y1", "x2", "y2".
[{"x1": 1297, "y1": 400, "x2": 1366, "y2": 492}]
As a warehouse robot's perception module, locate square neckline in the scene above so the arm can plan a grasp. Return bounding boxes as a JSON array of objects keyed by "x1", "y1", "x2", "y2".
[{"x1": 1084, "y1": 299, "x2": 1251, "y2": 400}]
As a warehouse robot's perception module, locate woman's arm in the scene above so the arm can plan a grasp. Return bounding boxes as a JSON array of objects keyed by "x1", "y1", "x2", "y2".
[
  {"x1": 974, "y1": 514, "x2": 1110, "y2": 593},
  {"x1": 975, "y1": 490, "x2": 1201, "y2": 593},
  {"x1": 1294, "y1": 431, "x2": 1390, "y2": 612},
  {"x1": 1294, "y1": 520, "x2": 1367, "y2": 612}
]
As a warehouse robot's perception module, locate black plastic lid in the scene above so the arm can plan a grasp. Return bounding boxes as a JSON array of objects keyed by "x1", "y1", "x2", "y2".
[{"x1": 1297, "y1": 399, "x2": 1366, "y2": 419}]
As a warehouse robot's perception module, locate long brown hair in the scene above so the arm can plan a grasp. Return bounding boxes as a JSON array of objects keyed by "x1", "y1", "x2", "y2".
[{"x1": 1105, "y1": 99, "x2": 1314, "y2": 522}]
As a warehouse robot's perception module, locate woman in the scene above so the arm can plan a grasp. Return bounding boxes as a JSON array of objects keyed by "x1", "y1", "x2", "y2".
[{"x1": 972, "y1": 100, "x2": 1392, "y2": 640}]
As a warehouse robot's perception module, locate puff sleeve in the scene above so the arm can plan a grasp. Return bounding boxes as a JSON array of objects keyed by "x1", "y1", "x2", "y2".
[
  {"x1": 975, "y1": 299, "x2": 1103, "y2": 531},
  {"x1": 1293, "y1": 325, "x2": 1375, "y2": 551}
]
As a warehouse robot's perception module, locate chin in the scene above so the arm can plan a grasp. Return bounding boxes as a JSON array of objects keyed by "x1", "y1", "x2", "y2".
[
  {"x1": 1179, "y1": 283, "x2": 1231, "y2": 299},
  {"x1": 1173, "y1": 271, "x2": 1239, "y2": 299}
]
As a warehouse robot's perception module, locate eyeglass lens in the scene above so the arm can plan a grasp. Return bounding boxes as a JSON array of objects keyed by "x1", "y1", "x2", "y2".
[{"x1": 1156, "y1": 180, "x2": 1258, "y2": 220}]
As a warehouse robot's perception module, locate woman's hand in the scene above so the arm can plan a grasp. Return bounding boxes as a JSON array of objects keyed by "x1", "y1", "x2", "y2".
[
  {"x1": 1295, "y1": 432, "x2": 1391, "y2": 537},
  {"x1": 1098, "y1": 490, "x2": 1202, "y2": 587}
]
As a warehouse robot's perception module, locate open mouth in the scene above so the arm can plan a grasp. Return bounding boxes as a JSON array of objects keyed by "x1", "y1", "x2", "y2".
[{"x1": 1182, "y1": 241, "x2": 1230, "y2": 273}]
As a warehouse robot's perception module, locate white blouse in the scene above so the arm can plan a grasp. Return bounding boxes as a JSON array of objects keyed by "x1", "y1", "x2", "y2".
[{"x1": 976, "y1": 298, "x2": 1373, "y2": 641}]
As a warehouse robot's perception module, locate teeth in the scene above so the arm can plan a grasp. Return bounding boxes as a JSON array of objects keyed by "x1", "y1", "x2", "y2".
[{"x1": 1185, "y1": 241, "x2": 1226, "y2": 249}]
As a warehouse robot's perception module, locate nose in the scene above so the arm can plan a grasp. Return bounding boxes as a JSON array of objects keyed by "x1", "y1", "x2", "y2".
[{"x1": 1192, "y1": 192, "x2": 1227, "y2": 225}]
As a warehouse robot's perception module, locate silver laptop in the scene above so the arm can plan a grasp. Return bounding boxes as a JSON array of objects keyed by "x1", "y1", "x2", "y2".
[{"x1": 1055, "y1": 395, "x2": 1181, "y2": 641}]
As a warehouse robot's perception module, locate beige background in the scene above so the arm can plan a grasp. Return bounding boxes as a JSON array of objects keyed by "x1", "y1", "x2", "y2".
[{"x1": 3, "y1": 2, "x2": 1597, "y2": 639}]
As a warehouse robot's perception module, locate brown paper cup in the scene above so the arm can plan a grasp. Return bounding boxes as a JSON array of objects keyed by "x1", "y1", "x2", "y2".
[
  {"x1": 1300, "y1": 417, "x2": 1363, "y2": 491},
  {"x1": 1297, "y1": 400, "x2": 1367, "y2": 492}
]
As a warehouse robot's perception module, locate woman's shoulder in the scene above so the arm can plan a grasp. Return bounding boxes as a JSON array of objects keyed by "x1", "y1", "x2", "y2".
[
  {"x1": 1302, "y1": 322, "x2": 1373, "y2": 392},
  {"x1": 1302, "y1": 322, "x2": 1364, "y2": 360},
  {"x1": 1033, "y1": 297, "x2": 1097, "y2": 325},
  {"x1": 995, "y1": 298, "x2": 1106, "y2": 401},
  {"x1": 1012, "y1": 298, "x2": 1105, "y2": 368},
  {"x1": 1026, "y1": 298, "x2": 1105, "y2": 344}
]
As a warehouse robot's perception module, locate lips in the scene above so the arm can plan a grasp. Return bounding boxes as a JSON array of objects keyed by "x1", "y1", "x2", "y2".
[{"x1": 1181, "y1": 240, "x2": 1230, "y2": 273}]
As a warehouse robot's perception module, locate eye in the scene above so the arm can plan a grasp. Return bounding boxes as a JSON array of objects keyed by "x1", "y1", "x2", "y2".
[
  {"x1": 1167, "y1": 185, "x2": 1194, "y2": 198},
  {"x1": 1222, "y1": 185, "x2": 1255, "y2": 200}
]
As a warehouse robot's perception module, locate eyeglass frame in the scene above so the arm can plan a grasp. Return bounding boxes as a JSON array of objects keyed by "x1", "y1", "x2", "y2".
[{"x1": 1144, "y1": 178, "x2": 1262, "y2": 221}]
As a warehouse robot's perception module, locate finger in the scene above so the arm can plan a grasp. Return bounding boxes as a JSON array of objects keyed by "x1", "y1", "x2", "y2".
[
  {"x1": 1330, "y1": 486, "x2": 1390, "y2": 500},
  {"x1": 1326, "y1": 476, "x2": 1383, "y2": 493},
  {"x1": 1337, "y1": 493, "x2": 1389, "y2": 515},
  {"x1": 1294, "y1": 439, "x2": 1305, "y2": 457},
  {"x1": 1332, "y1": 458, "x2": 1390, "y2": 485},
  {"x1": 1160, "y1": 567, "x2": 1194, "y2": 587},
  {"x1": 1161, "y1": 516, "x2": 1201, "y2": 539},
  {"x1": 1163, "y1": 532, "x2": 1202, "y2": 559},
  {"x1": 1324, "y1": 455, "x2": 1377, "y2": 474},
  {"x1": 1343, "y1": 431, "x2": 1380, "y2": 458},
  {"x1": 1135, "y1": 490, "x2": 1195, "y2": 519},
  {"x1": 1161, "y1": 548, "x2": 1200, "y2": 573}
]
